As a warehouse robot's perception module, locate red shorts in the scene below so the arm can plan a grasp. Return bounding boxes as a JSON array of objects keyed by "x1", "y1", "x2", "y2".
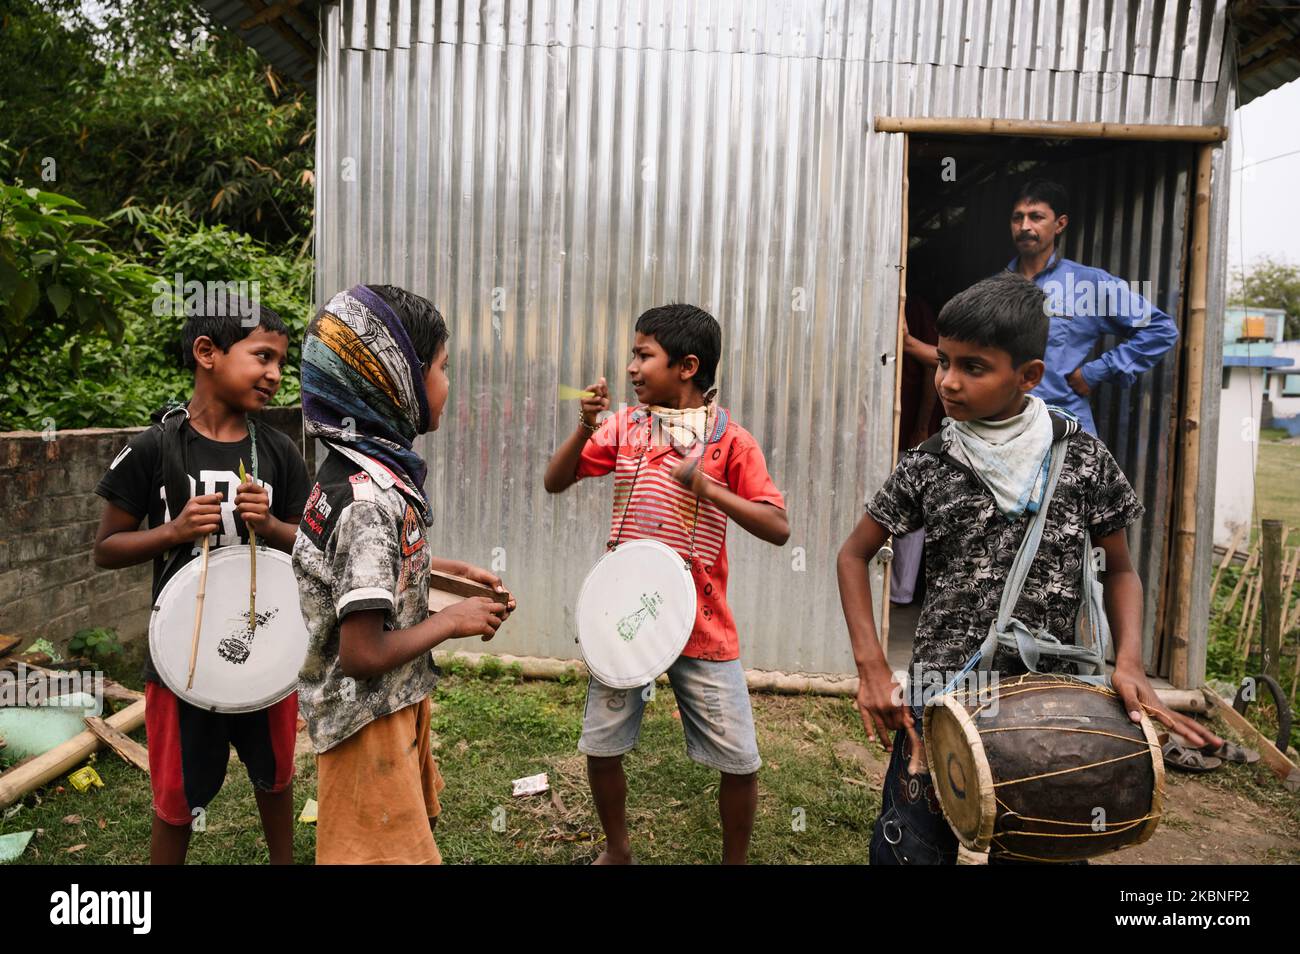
[{"x1": 144, "y1": 681, "x2": 298, "y2": 827}]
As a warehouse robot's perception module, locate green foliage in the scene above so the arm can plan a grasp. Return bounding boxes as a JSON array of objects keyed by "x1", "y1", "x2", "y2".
[
  {"x1": 0, "y1": 0, "x2": 314, "y2": 249},
  {"x1": 68, "y1": 627, "x2": 124, "y2": 663},
  {"x1": 1207, "y1": 564, "x2": 1300, "y2": 753},
  {"x1": 1230, "y1": 256, "x2": 1300, "y2": 340},
  {"x1": 0, "y1": 0, "x2": 316, "y2": 431},
  {"x1": 0, "y1": 192, "x2": 311, "y2": 431},
  {"x1": 0, "y1": 183, "x2": 155, "y2": 381},
  {"x1": 113, "y1": 202, "x2": 312, "y2": 402}
]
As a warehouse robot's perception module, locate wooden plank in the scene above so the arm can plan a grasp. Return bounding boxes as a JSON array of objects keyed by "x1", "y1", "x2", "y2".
[
  {"x1": 83, "y1": 716, "x2": 150, "y2": 773},
  {"x1": 100, "y1": 682, "x2": 144, "y2": 705},
  {"x1": 1260, "y1": 520, "x2": 1285, "y2": 679},
  {"x1": 0, "y1": 635, "x2": 20, "y2": 659},
  {"x1": 873, "y1": 116, "x2": 1227, "y2": 142},
  {"x1": 428, "y1": 570, "x2": 510, "y2": 606},
  {"x1": 1205, "y1": 689, "x2": 1300, "y2": 792},
  {"x1": 0, "y1": 699, "x2": 146, "y2": 810}
]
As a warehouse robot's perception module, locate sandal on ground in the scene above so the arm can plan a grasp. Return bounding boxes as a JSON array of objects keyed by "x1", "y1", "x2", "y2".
[
  {"x1": 1203, "y1": 740, "x2": 1259, "y2": 764},
  {"x1": 1162, "y1": 739, "x2": 1222, "y2": 773}
]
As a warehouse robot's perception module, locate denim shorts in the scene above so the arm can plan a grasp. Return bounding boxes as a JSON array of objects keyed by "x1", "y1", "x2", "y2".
[
  {"x1": 578, "y1": 656, "x2": 761, "y2": 775},
  {"x1": 869, "y1": 706, "x2": 959, "y2": 866}
]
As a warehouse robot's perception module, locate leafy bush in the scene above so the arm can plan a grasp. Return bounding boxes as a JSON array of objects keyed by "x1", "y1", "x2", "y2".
[
  {"x1": 0, "y1": 184, "x2": 155, "y2": 382},
  {"x1": 68, "y1": 627, "x2": 124, "y2": 663},
  {"x1": 0, "y1": 190, "x2": 311, "y2": 431}
]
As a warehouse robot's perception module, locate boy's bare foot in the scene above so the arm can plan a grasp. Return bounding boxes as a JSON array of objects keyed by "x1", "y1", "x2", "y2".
[{"x1": 592, "y1": 848, "x2": 634, "y2": 864}]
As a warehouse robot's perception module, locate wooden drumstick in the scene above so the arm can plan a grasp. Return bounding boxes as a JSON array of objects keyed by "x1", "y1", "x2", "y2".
[
  {"x1": 186, "y1": 533, "x2": 211, "y2": 690},
  {"x1": 905, "y1": 720, "x2": 928, "y2": 775},
  {"x1": 239, "y1": 460, "x2": 256, "y2": 631}
]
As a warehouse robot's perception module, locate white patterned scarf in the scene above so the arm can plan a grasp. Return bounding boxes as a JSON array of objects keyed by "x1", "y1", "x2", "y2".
[{"x1": 942, "y1": 395, "x2": 1055, "y2": 517}]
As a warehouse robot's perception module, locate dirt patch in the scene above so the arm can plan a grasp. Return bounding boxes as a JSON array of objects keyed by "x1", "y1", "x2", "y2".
[{"x1": 1094, "y1": 772, "x2": 1299, "y2": 865}]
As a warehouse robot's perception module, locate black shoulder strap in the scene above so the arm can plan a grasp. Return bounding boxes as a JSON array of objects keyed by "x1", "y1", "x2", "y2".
[{"x1": 153, "y1": 405, "x2": 196, "y2": 595}]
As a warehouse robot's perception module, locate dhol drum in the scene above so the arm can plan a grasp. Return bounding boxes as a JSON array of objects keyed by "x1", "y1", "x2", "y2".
[
  {"x1": 924, "y1": 672, "x2": 1165, "y2": 862},
  {"x1": 575, "y1": 539, "x2": 696, "y2": 690},
  {"x1": 150, "y1": 547, "x2": 310, "y2": 713}
]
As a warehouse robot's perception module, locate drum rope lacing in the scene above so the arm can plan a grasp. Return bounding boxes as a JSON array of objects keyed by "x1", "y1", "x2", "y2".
[{"x1": 947, "y1": 676, "x2": 1164, "y2": 856}]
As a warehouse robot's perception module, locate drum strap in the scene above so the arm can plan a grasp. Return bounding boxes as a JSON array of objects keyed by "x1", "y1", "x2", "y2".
[{"x1": 944, "y1": 436, "x2": 1111, "y2": 692}]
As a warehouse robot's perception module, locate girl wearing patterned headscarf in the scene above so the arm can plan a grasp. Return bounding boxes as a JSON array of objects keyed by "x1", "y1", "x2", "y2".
[{"x1": 293, "y1": 284, "x2": 515, "y2": 865}]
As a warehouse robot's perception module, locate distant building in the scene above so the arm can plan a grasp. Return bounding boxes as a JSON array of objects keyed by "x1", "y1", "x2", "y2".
[{"x1": 1215, "y1": 330, "x2": 1295, "y2": 547}]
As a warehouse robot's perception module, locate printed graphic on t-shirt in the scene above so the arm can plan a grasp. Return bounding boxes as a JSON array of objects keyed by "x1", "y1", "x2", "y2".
[{"x1": 155, "y1": 470, "x2": 277, "y2": 553}]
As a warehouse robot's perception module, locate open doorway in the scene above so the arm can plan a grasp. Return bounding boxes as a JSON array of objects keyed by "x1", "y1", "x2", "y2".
[{"x1": 884, "y1": 133, "x2": 1198, "y2": 680}]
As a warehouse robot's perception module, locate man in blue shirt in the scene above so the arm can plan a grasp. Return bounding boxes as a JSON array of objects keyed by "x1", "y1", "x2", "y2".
[{"x1": 1007, "y1": 179, "x2": 1179, "y2": 435}]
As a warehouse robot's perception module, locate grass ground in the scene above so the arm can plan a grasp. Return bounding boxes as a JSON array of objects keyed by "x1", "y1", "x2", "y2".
[
  {"x1": 3, "y1": 643, "x2": 1297, "y2": 865},
  {"x1": 1, "y1": 647, "x2": 878, "y2": 865},
  {"x1": 1245, "y1": 433, "x2": 1300, "y2": 547},
  {"x1": 1208, "y1": 432, "x2": 1300, "y2": 752}
]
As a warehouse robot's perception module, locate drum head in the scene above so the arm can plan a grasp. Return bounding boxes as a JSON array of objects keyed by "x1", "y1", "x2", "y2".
[
  {"x1": 150, "y1": 547, "x2": 309, "y2": 713},
  {"x1": 576, "y1": 539, "x2": 697, "y2": 689},
  {"x1": 924, "y1": 696, "x2": 997, "y2": 852}
]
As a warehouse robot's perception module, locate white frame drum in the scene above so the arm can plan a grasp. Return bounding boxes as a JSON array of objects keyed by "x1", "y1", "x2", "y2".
[
  {"x1": 150, "y1": 547, "x2": 310, "y2": 714},
  {"x1": 575, "y1": 539, "x2": 697, "y2": 690}
]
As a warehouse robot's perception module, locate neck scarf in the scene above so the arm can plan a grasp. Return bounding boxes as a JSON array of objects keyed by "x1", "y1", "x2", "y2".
[
  {"x1": 301, "y1": 285, "x2": 432, "y2": 520},
  {"x1": 648, "y1": 388, "x2": 717, "y2": 449},
  {"x1": 942, "y1": 395, "x2": 1055, "y2": 517}
]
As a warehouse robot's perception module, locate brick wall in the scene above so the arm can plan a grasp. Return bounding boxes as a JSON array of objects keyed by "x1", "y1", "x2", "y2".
[{"x1": 0, "y1": 407, "x2": 305, "y2": 652}]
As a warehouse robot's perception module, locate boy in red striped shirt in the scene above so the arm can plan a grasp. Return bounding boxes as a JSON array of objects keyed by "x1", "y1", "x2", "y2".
[{"x1": 545, "y1": 304, "x2": 790, "y2": 864}]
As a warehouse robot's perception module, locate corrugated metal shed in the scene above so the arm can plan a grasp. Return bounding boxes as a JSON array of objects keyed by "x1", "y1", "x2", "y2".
[
  {"x1": 1233, "y1": 0, "x2": 1300, "y2": 105},
  {"x1": 305, "y1": 1, "x2": 1249, "y2": 683},
  {"x1": 196, "y1": 0, "x2": 323, "y2": 83},
  {"x1": 198, "y1": 0, "x2": 1300, "y2": 104}
]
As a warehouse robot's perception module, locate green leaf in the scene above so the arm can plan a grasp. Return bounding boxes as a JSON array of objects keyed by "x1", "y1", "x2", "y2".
[
  {"x1": 9, "y1": 278, "x2": 39, "y2": 320},
  {"x1": 48, "y1": 284, "x2": 72, "y2": 317},
  {"x1": 33, "y1": 191, "x2": 83, "y2": 210}
]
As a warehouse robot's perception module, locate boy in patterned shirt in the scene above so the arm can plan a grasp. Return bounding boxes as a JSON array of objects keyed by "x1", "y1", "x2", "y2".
[
  {"x1": 293, "y1": 285, "x2": 514, "y2": 864},
  {"x1": 836, "y1": 272, "x2": 1219, "y2": 865},
  {"x1": 545, "y1": 304, "x2": 790, "y2": 864}
]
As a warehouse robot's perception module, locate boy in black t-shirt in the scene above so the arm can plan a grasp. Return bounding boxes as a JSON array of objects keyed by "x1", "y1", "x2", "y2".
[{"x1": 94, "y1": 303, "x2": 309, "y2": 864}]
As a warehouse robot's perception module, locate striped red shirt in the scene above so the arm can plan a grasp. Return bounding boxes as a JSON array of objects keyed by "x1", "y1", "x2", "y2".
[{"x1": 576, "y1": 405, "x2": 785, "y2": 661}]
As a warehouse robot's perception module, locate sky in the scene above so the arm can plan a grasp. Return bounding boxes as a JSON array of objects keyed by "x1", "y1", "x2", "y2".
[{"x1": 1229, "y1": 79, "x2": 1300, "y2": 273}]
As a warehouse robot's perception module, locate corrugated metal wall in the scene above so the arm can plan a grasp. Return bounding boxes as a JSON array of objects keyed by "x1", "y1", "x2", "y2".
[{"x1": 315, "y1": 0, "x2": 1232, "y2": 676}]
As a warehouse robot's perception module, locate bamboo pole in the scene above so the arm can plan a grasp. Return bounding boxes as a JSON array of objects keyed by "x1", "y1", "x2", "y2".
[
  {"x1": 1211, "y1": 524, "x2": 1247, "y2": 597},
  {"x1": 1224, "y1": 545, "x2": 1260, "y2": 616},
  {"x1": 186, "y1": 534, "x2": 211, "y2": 690},
  {"x1": 1168, "y1": 143, "x2": 1214, "y2": 688},
  {"x1": 0, "y1": 699, "x2": 146, "y2": 810},
  {"x1": 238, "y1": 460, "x2": 257, "y2": 632},
  {"x1": 1204, "y1": 690, "x2": 1300, "y2": 792},
  {"x1": 430, "y1": 650, "x2": 1208, "y2": 710},
  {"x1": 1291, "y1": 637, "x2": 1300, "y2": 705},
  {"x1": 1283, "y1": 546, "x2": 1300, "y2": 633},
  {"x1": 880, "y1": 132, "x2": 910, "y2": 656},
  {"x1": 872, "y1": 117, "x2": 1228, "y2": 142},
  {"x1": 1236, "y1": 575, "x2": 1260, "y2": 653}
]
